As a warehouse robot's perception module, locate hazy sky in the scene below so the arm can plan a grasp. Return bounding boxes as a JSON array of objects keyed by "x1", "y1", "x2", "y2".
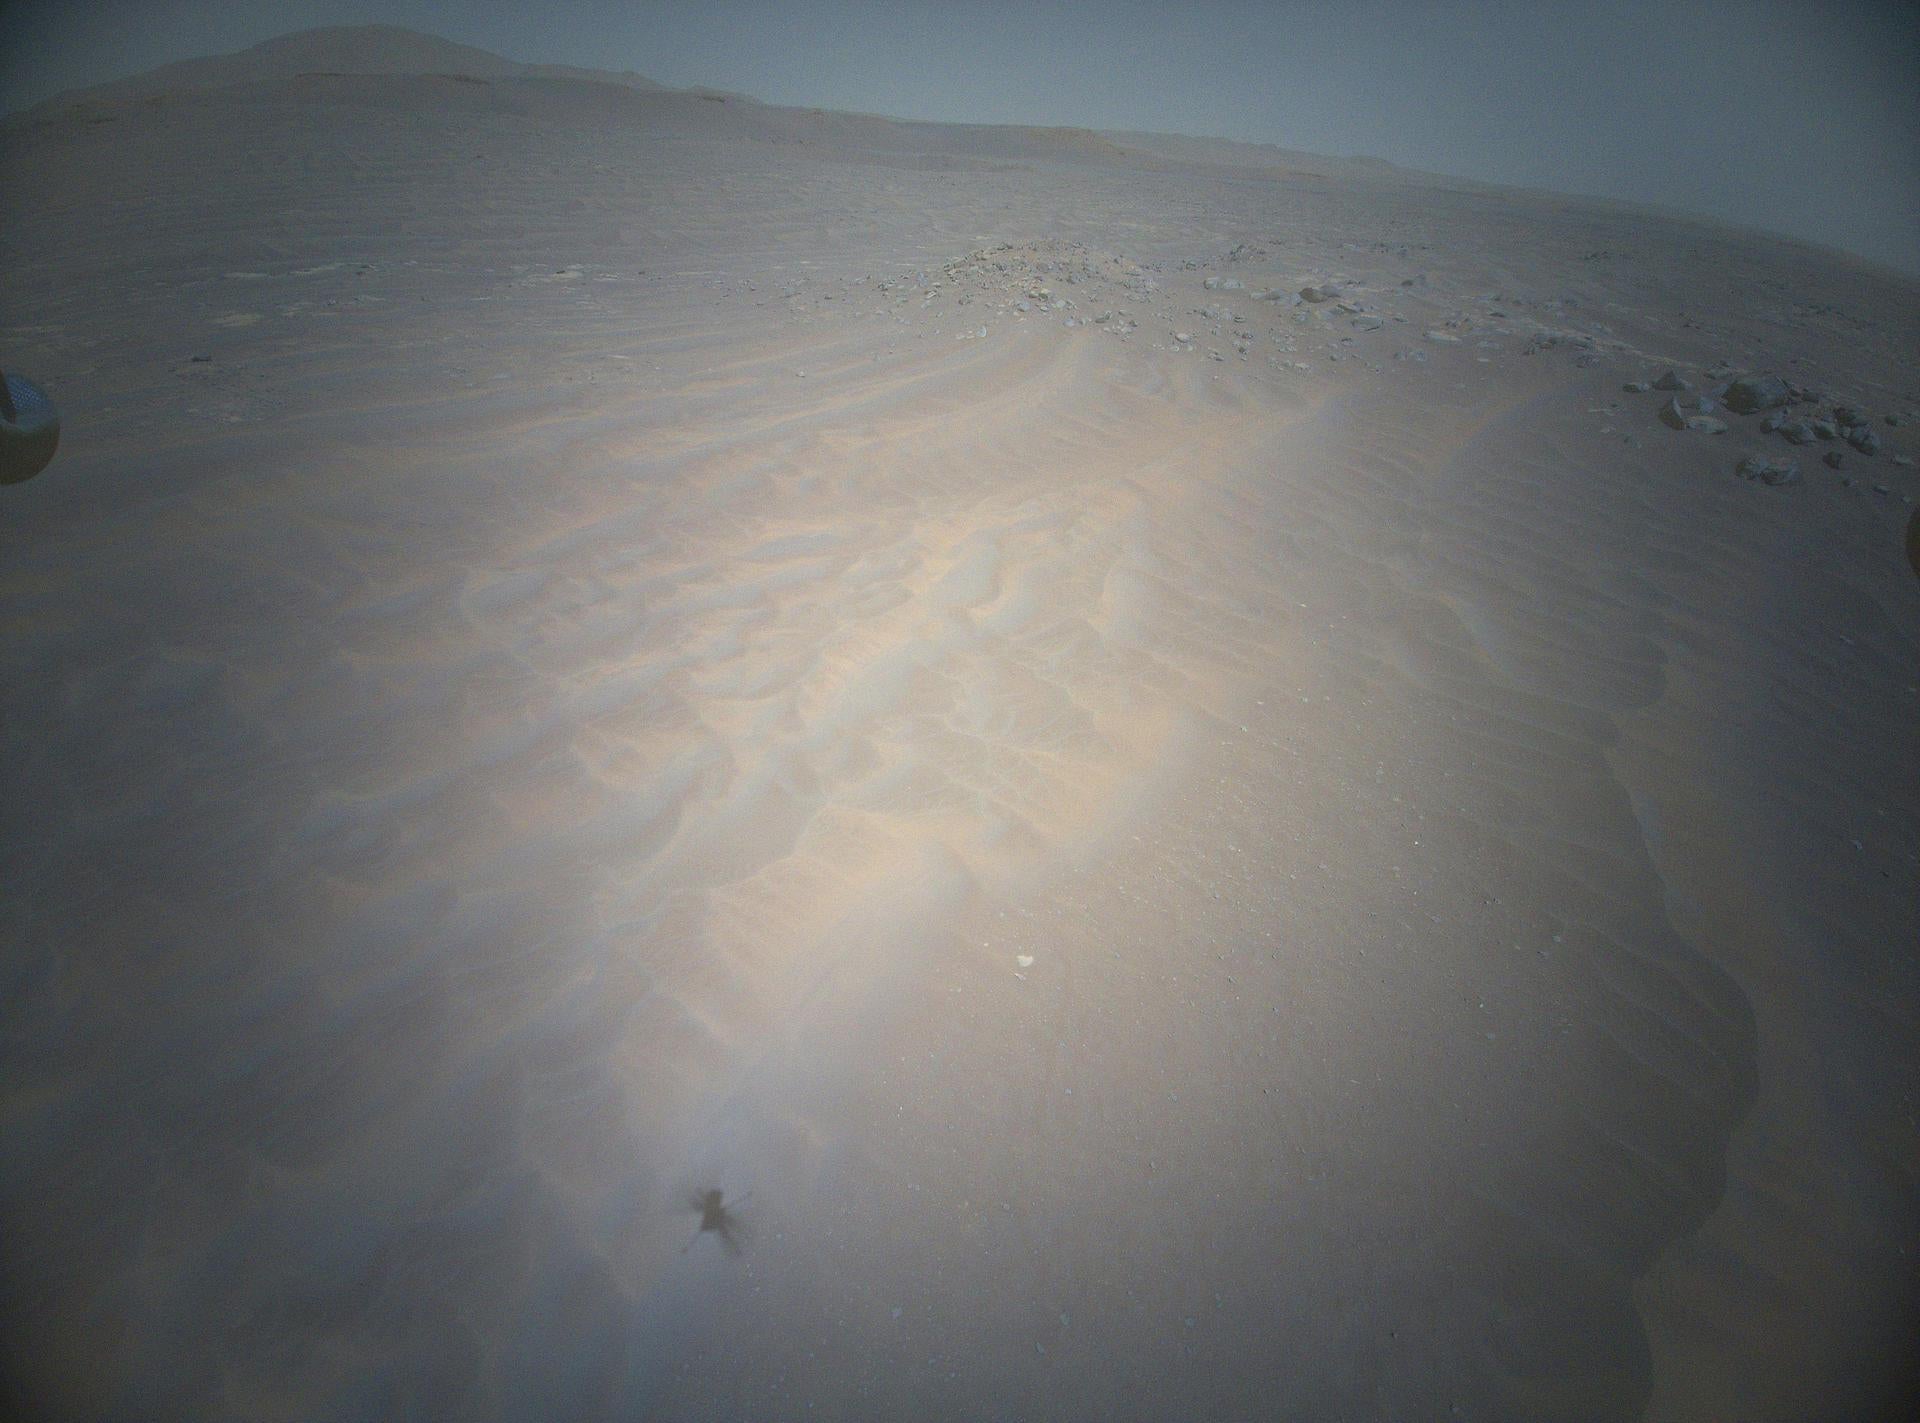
[{"x1": 4, "y1": 0, "x2": 1917, "y2": 274}]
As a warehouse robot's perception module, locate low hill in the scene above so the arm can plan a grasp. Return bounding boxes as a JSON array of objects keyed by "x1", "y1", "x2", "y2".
[{"x1": 7, "y1": 24, "x2": 666, "y2": 117}]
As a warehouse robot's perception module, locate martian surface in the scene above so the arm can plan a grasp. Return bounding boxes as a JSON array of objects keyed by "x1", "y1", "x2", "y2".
[{"x1": 2, "y1": 26, "x2": 1916, "y2": 1423}]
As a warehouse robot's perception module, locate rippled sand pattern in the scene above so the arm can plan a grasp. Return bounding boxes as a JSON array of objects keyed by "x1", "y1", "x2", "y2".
[{"x1": 3, "y1": 60, "x2": 1917, "y2": 1422}]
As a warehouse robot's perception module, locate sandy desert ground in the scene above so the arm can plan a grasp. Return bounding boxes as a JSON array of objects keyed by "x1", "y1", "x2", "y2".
[{"x1": 2, "y1": 29, "x2": 1917, "y2": 1422}]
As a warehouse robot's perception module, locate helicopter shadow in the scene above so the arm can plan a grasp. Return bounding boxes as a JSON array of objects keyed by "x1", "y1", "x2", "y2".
[{"x1": 681, "y1": 1187, "x2": 752, "y2": 1257}]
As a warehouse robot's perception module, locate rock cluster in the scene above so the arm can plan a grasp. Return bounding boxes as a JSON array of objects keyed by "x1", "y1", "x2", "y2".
[
  {"x1": 1622, "y1": 366, "x2": 1905, "y2": 481},
  {"x1": 935, "y1": 241, "x2": 1159, "y2": 315}
]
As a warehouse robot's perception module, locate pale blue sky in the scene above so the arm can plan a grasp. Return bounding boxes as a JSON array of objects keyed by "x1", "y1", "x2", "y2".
[{"x1": 4, "y1": 0, "x2": 1917, "y2": 274}]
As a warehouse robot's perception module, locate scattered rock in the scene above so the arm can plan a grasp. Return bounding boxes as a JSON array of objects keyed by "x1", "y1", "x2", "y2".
[
  {"x1": 1737, "y1": 455, "x2": 1799, "y2": 485},
  {"x1": 1723, "y1": 374, "x2": 1791, "y2": 413},
  {"x1": 1299, "y1": 284, "x2": 1342, "y2": 303},
  {"x1": 1659, "y1": 398, "x2": 1688, "y2": 430},
  {"x1": 1351, "y1": 315, "x2": 1384, "y2": 331},
  {"x1": 1623, "y1": 380, "x2": 1651, "y2": 393},
  {"x1": 1759, "y1": 412, "x2": 1786, "y2": 433},
  {"x1": 1824, "y1": 450, "x2": 1845, "y2": 469},
  {"x1": 1833, "y1": 404, "x2": 1866, "y2": 428},
  {"x1": 1424, "y1": 329, "x2": 1461, "y2": 343},
  {"x1": 1847, "y1": 426, "x2": 1881, "y2": 455},
  {"x1": 1015, "y1": 954, "x2": 1034, "y2": 969},
  {"x1": 1653, "y1": 369, "x2": 1690, "y2": 392},
  {"x1": 1811, "y1": 419, "x2": 1838, "y2": 440},
  {"x1": 1780, "y1": 421, "x2": 1818, "y2": 446},
  {"x1": 189, "y1": 353, "x2": 211, "y2": 363},
  {"x1": 1174, "y1": 331, "x2": 1192, "y2": 344},
  {"x1": 1687, "y1": 416, "x2": 1728, "y2": 435}
]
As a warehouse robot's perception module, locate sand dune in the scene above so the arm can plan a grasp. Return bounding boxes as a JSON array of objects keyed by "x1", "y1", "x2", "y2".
[{"x1": 2, "y1": 28, "x2": 1917, "y2": 1422}]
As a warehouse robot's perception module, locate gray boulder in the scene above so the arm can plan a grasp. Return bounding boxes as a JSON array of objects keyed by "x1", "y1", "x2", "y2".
[
  {"x1": 1737, "y1": 455, "x2": 1800, "y2": 485},
  {"x1": 1723, "y1": 374, "x2": 1791, "y2": 414}
]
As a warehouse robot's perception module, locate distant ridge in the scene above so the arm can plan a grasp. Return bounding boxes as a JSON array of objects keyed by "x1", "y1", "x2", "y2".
[
  {"x1": 8, "y1": 23, "x2": 1393, "y2": 181},
  {"x1": 5, "y1": 24, "x2": 1148, "y2": 171},
  {"x1": 8, "y1": 22, "x2": 1915, "y2": 276},
  {"x1": 9, "y1": 24, "x2": 672, "y2": 117}
]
